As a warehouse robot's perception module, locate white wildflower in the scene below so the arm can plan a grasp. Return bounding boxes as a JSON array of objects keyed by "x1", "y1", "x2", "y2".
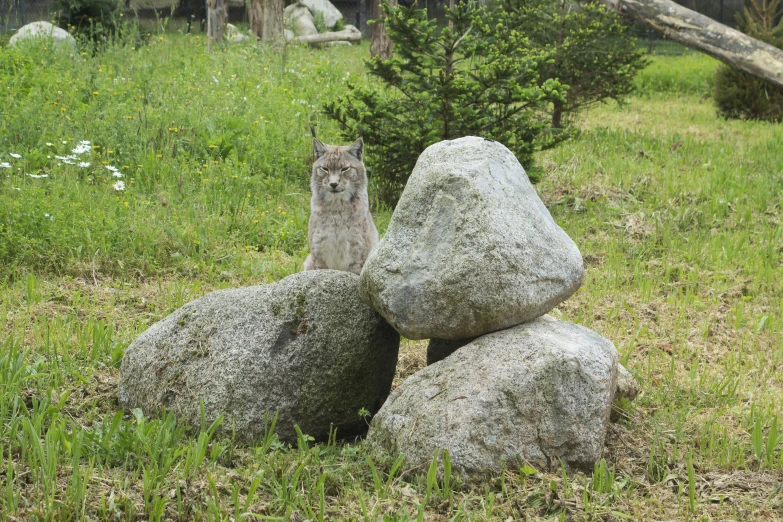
[
  {"x1": 78, "y1": 162, "x2": 91, "y2": 168},
  {"x1": 27, "y1": 174, "x2": 49, "y2": 179},
  {"x1": 55, "y1": 155, "x2": 77, "y2": 165},
  {"x1": 112, "y1": 172, "x2": 123, "y2": 178},
  {"x1": 12, "y1": 187, "x2": 20, "y2": 191},
  {"x1": 10, "y1": 153, "x2": 21, "y2": 159},
  {"x1": 0, "y1": 162, "x2": 11, "y2": 169},
  {"x1": 44, "y1": 213, "x2": 53, "y2": 220},
  {"x1": 80, "y1": 140, "x2": 90, "y2": 145},
  {"x1": 46, "y1": 142, "x2": 53, "y2": 146},
  {"x1": 113, "y1": 180, "x2": 125, "y2": 191},
  {"x1": 105, "y1": 165, "x2": 119, "y2": 172},
  {"x1": 72, "y1": 143, "x2": 91, "y2": 154}
]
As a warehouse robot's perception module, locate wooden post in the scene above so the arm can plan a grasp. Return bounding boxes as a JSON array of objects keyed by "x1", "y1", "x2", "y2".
[
  {"x1": 207, "y1": 0, "x2": 227, "y2": 48},
  {"x1": 249, "y1": 0, "x2": 283, "y2": 41},
  {"x1": 601, "y1": 0, "x2": 783, "y2": 88},
  {"x1": 370, "y1": 0, "x2": 397, "y2": 59}
]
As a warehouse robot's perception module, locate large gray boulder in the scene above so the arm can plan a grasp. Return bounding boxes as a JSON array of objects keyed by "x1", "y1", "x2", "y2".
[
  {"x1": 119, "y1": 270, "x2": 400, "y2": 444},
  {"x1": 10, "y1": 21, "x2": 76, "y2": 48},
  {"x1": 368, "y1": 316, "x2": 618, "y2": 478},
  {"x1": 358, "y1": 137, "x2": 584, "y2": 340},
  {"x1": 428, "y1": 336, "x2": 638, "y2": 420}
]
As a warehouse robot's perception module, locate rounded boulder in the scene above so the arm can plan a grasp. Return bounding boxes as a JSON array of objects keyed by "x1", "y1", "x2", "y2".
[
  {"x1": 119, "y1": 270, "x2": 400, "y2": 443},
  {"x1": 358, "y1": 136, "x2": 584, "y2": 340},
  {"x1": 368, "y1": 316, "x2": 618, "y2": 478}
]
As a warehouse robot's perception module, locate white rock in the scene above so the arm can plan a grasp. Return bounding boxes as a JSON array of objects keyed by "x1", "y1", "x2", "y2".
[
  {"x1": 284, "y1": 3, "x2": 307, "y2": 20},
  {"x1": 359, "y1": 136, "x2": 584, "y2": 340},
  {"x1": 225, "y1": 23, "x2": 251, "y2": 42},
  {"x1": 298, "y1": 0, "x2": 343, "y2": 28},
  {"x1": 9, "y1": 21, "x2": 76, "y2": 48},
  {"x1": 294, "y1": 12, "x2": 319, "y2": 37},
  {"x1": 368, "y1": 316, "x2": 618, "y2": 477}
]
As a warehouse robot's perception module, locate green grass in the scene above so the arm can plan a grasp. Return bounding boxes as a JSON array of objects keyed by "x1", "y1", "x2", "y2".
[
  {"x1": 2, "y1": 32, "x2": 783, "y2": 520},
  {"x1": 0, "y1": 33, "x2": 384, "y2": 279},
  {"x1": 634, "y1": 53, "x2": 720, "y2": 97}
]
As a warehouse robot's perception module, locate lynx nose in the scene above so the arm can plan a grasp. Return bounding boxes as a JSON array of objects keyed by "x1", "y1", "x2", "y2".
[{"x1": 329, "y1": 182, "x2": 339, "y2": 189}]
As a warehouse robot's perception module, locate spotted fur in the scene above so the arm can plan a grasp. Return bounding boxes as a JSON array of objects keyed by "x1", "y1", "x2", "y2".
[{"x1": 303, "y1": 135, "x2": 379, "y2": 274}]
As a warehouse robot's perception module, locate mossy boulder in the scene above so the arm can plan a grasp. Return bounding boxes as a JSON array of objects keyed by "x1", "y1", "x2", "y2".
[{"x1": 119, "y1": 270, "x2": 400, "y2": 443}]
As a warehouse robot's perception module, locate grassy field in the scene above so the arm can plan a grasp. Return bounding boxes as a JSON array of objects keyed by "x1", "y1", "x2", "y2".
[{"x1": 1, "y1": 33, "x2": 782, "y2": 520}]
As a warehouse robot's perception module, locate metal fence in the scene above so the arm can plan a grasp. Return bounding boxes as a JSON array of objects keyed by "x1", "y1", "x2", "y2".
[{"x1": 1, "y1": 0, "x2": 55, "y2": 32}]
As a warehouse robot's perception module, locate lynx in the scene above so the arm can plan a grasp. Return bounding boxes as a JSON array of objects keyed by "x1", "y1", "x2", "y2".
[{"x1": 303, "y1": 131, "x2": 379, "y2": 275}]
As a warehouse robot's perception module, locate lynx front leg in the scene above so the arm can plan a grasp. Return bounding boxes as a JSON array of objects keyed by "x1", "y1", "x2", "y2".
[
  {"x1": 347, "y1": 255, "x2": 367, "y2": 275},
  {"x1": 303, "y1": 253, "x2": 327, "y2": 271}
]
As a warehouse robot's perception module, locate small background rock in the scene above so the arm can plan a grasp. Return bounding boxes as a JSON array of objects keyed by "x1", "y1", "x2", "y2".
[
  {"x1": 285, "y1": 0, "x2": 342, "y2": 32},
  {"x1": 10, "y1": 21, "x2": 76, "y2": 48}
]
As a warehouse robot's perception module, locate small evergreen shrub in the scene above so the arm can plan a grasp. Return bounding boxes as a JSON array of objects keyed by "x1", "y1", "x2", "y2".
[
  {"x1": 497, "y1": 0, "x2": 647, "y2": 128},
  {"x1": 324, "y1": 1, "x2": 570, "y2": 205},
  {"x1": 714, "y1": 0, "x2": 783, "y2": 122}
]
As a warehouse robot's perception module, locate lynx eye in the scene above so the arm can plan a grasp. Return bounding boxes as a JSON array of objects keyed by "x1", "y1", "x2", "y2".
[
  {"x1": 340, "y1": 166, "x2": 350, "y2": 173},
  {"x1": 319, "y1": 166, "x2": 329, "y2": 174}
]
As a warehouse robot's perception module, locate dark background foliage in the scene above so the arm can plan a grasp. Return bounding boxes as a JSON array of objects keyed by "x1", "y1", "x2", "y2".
[{"x1": 714, "y1": 0, "x2": 783, "y2": 122}]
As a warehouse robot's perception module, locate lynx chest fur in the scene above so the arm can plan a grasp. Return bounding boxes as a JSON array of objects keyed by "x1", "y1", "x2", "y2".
[{"x1": 303, "y1": 134, "x2": 379, "y2": 275}]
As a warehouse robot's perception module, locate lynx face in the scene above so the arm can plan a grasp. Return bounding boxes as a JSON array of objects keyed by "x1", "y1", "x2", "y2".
[{"x1": 311, "y1": 138, "x2": 365, "y2": 203}]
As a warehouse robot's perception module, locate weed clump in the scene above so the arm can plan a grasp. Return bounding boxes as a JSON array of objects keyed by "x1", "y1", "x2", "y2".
[{"x1": 714, "y1": 0, "x2": 783, "y2": 122}]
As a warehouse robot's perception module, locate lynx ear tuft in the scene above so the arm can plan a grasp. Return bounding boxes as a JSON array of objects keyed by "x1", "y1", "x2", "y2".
[
  {"x1": 347, "y1": 138, "x2": 363, "y2": 161},
  {"x1": 310, "y1": 126, "x2": 317, "y2": 139},
  {"x1": 313, "y1": 137, "x2": 326, "y2": 158}
]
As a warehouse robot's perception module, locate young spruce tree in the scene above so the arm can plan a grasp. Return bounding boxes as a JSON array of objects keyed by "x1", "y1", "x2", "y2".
[
  {"x1": 324, "y1": 1, "x2": 570, "y2": 205},
  {"x1": 713, "y1": 0, "x2": 783, "y2": 122},
  {"x1": 497, "y1": 0, "x2": 647, "y2": 128}
]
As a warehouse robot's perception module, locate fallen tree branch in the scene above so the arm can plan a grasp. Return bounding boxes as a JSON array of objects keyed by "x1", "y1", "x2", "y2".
[
  {"x1": 602, "y1": 0, "x2": 783, "y2": 88},
  {"x1": 289, "y1": 27, "x2": 362, "y2": 46}
]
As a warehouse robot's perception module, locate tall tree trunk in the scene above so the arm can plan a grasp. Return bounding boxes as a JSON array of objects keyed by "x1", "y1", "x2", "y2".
[
  {"x1": 370, "y1": 0, "x2": 397, "y2": 59},
  {"x1": 551, "y1": 104, "x2": 563, "y2": 129},
  {"x1": 601, "y1": 0, "x2": 783, "y2": 88},
  {"x1": 206, "y1": 0, "x2": 226, "y2": 48},
  {"x1": 249, "y1": 0, "x2": 284, "y2": 41}
]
